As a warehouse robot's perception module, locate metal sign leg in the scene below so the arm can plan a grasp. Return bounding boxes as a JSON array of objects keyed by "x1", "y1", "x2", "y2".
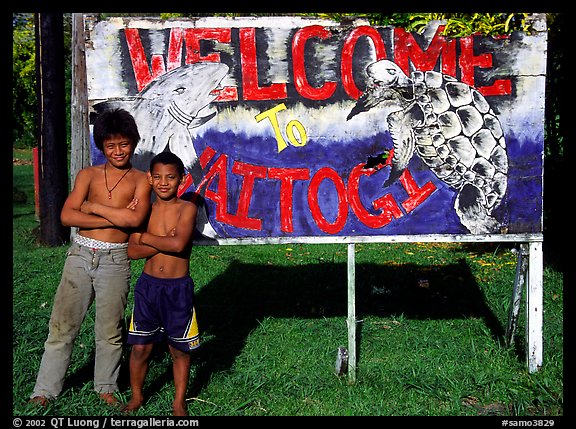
[
  {"x1": 347, "y1": 243, "x2": 357, "y2": 384},
  {"x1": 504, "y1": 241, "x2": 543, "y2": 372},
  {"x1": 505, "y1": 243, "x2": 529, "y2": 347},
  {"x1": 526, "y1": 241, "x2": 543, "y2": 373}
]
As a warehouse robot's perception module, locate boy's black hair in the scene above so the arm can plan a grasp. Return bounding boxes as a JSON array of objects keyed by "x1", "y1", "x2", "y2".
[
  {"x1": 93, "y1": 108, "x2": 141, "y2": 151},
  {"x1": 150, "y1": 151, "x2": 186, "y2": 177}
]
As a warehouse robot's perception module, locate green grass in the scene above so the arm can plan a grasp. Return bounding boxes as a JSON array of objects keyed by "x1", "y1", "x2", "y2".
[{"x1": 12, "y1": 153, "x2": 563, "y2": 417}]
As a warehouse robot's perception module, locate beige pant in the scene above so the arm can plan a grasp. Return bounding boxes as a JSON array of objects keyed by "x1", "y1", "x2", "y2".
[{"x1": 31, "y1": 242, "x2": 131, "y2": 399}]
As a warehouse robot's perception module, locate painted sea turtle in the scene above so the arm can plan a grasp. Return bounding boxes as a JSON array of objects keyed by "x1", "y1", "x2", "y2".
[{"x1": 347, "y1": 59, "x2": 508, "y2": 234}]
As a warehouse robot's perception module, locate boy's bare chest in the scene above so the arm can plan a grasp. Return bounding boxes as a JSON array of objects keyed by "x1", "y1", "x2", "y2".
[
  {"x1": 148, "y1": 205, "x2": 181, "y2": 235},
  {"x1": 89, "y1": 172, "x2": 136, "y2": 205}
]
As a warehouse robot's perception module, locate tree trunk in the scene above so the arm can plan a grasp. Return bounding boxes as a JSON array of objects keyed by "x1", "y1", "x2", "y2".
[{"x1": 36, "y1": 13, "x2": 70, "y2": 245}]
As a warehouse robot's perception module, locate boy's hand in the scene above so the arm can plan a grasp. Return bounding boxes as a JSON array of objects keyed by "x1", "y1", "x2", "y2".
[
  {"x1": 80, "y1": 200, "x2": 93, "y2": 214},
  {"x1": 126, "y1": 198, "x2": 139, "y2": 211}
]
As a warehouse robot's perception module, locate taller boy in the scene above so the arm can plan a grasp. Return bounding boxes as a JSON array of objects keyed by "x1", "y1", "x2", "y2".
[{"x1": 29, "y1": 108, "x2": 151, "y2": 406}]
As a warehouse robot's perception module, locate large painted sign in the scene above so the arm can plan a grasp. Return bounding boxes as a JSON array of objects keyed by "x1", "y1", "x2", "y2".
[{"x1": 85, "y1": 15, "x2": 547, "y2": 244}]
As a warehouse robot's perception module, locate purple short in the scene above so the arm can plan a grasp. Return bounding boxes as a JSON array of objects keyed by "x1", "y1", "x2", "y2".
[{"x1": 127, "y1": 272, "x2": 200, "y2": 352}]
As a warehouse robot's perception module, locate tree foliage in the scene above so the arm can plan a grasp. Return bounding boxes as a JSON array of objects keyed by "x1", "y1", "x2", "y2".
[
  {"x1": 12, "y1": 13, "x2": 37, "y2": 148},
  {"x1": 340, "y1": 12, "x2": 535, "y2": 36},
  {"x1": 13, "y1": 13, "x2": 72, "y2": 149}
]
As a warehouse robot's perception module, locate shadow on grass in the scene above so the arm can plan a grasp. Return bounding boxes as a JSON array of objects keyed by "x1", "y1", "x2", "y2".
[
  {"x1": 60, "y1": 259, "x2": 507, "y2": 404},
  {"x1": 186, "y1": 258, "x2": 504, "y2": 399}
]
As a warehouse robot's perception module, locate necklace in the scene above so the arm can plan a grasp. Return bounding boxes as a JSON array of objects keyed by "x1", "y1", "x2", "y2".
[{"x1": 104, "y1": 163, "x2": 132, "y2": 199}]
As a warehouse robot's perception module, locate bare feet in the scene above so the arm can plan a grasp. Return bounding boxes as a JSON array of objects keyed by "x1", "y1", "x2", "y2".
[
  {"x1": 99, "y1": 392, "x2": 120, "y2": 407},
  {"x1": 121, "y1": 397, "x2": 143, "y2": 414},
  {"x1": 28, "y1": 396, "x2": 49, "y2": 407},
  {"x1": 173, "y1": 401, "x2": 188, "y2": 416}
]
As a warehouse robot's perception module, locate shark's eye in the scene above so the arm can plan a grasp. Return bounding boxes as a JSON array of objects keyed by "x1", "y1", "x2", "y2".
[
  {"x1": 387, "y1": 68, "x2": 397, "y2": 76},
  {"x1": 173, "y1": 87, "x2": 186, "y2": 94}
]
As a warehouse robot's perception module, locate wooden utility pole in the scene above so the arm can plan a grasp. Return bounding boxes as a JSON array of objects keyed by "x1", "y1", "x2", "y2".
[
  {"x1": 70, "y1": 13, "x2": 91, "y2": 240},
  {"x1": 70, "y1": 13, "x2": 90, "y2": 188},
  {"x1": 35, "y1": 13, "x2": 70, "y2": 245}
]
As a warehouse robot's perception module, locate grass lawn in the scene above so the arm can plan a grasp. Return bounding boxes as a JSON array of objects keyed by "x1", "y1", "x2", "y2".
[{"x1": 12, "y1": 152, "x2": 563, "y2": 417}]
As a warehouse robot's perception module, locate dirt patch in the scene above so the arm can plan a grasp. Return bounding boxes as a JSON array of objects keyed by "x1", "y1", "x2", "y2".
[
  {"x1": 462, "y1": 396, "x2": 511, "y2": 415},
  {"x1": 13, "y1": 158, "x2": 33, "y2": 165}
]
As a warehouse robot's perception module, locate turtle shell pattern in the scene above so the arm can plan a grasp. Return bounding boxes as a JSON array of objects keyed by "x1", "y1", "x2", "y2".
[{"x1": 409, "y1": 70, "x2": 508, "y2": 212}]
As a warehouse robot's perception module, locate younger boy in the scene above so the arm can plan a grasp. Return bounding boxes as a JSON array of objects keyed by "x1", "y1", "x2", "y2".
[
  {"x1": 29, "y1": 108, "x2": 151, "y2": 406},
  {"x1": 123, "y1": 151, "x2": 199, "y2": 416}
]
